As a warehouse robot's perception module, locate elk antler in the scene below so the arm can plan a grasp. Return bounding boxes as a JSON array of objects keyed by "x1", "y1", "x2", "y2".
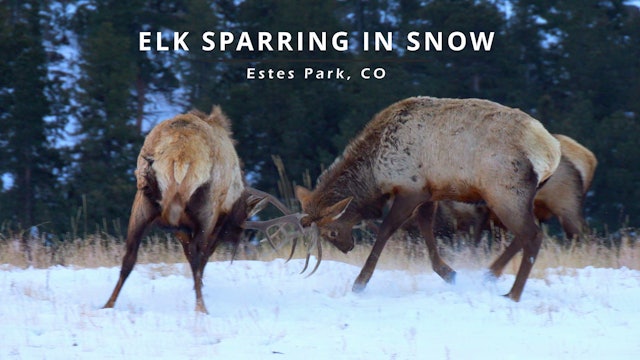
[
  {"x1": 245, "y1": 187, "x2": 294, "y2": 215},
  {"x1": 242, "y1": 188, "x2": 304, "y2": 250},
  {"x1": 242, "y1": 212, "x2": 305, "y2": 250},
  {"x1": 243, "y1": 188, "x2": 322, "y2": 276},
  {"x1": 244, "y1": 212, "x2": 323, "y2": 277}
]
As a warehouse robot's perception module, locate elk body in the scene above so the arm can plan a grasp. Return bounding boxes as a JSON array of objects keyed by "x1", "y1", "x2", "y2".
[
  {"x1": 103, "y1": 108, "x2": 297, "y2": 313},
  {"x1": 532, "y1": 134, "x2": 597, "y2": 238},
  {"x1": 296, "y1": 96, "x2": 561, "y2": 301},
  {"x1": 434, "y1": 134, "x2": 597, "y2": 245}
]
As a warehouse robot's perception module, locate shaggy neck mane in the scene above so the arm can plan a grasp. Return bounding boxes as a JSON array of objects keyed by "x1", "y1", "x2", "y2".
[{"x1": 315, "y1": 120, "x2": 388, "y2": 221}]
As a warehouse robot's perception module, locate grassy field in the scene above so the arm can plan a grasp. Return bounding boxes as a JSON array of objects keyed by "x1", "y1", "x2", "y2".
[{"x1": 1, "y1": 227, "x2": 637, "y2": 280}]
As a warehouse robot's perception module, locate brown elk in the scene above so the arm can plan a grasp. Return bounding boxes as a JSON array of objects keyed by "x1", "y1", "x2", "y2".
[
  {"x1": 532, "y1": 134, "x2": 597, "y2": 238},
  {"x1": 295, "y1": 96, "x2": 561, "y2": 301},
  {"x1": 432, "y1": 134, "x2": 597, "y2": 245},
  {"x1": 103, "y1": 107, "x2": 300, "y2": 313}
]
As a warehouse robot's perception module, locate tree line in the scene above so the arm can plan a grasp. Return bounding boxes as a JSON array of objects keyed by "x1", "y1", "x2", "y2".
[{"x1": 1, "y1": 0, "x2": 639, "y2": 238}]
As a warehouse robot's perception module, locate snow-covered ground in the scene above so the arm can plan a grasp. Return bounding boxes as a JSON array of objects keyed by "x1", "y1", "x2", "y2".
[{"x1": 1, "y1": 259, "x2": 638, "y2": 359}]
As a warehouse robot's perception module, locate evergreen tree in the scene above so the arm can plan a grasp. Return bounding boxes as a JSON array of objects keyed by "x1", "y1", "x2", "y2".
[
  {"x1": 332, "y1": 0, "x2": 420, "y2": 152},
  {"x1": 590, "y1": 111, "x2": 640, "y2": 229},
  {"x1": 0, "y1": 0, "x2": 65, "y2": 233},
  {"x1": 505, "y1": 0, "x2": 549, "y2": 112},
  {"x1": 66, "y1": 0, "x2": 186, "y2": 235},
  {"x1": 518, "y1": 0, "x2": 640, "y2": 228},
  {"x1": 398, "y1": 0, "x2": 518, "y2": 102},
  {"x1": 2, "y1": 0, "x2": 638, "y2": 235},
  {"x1": 69, "y1": 18, "x2": 140, "y2": 234},
  {"x1": 177, "y1": 0, "x2": 227, "y2": 111}
]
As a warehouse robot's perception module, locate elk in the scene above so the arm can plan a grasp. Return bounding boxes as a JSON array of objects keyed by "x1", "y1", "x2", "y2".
[
  {"x1": 431, "y1": 201, "x2": 492, "y2": 247},
  {"x1": 432, "y1": 134, "x2": 597, "y2": 245},
  {"x1": 295, "y1": 96, "x2": 561, "y2": 302},
  {"x1": 532, "y1": 134, "x2": 597, "y2": 238},
  {"x1": 103, "y1": 107, "x2": 301, "y2": 313}
]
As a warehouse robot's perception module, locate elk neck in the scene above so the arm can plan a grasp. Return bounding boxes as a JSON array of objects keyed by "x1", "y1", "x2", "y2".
[{"x1": 314, "y1": 133, "x2": 388, "y2": 222}]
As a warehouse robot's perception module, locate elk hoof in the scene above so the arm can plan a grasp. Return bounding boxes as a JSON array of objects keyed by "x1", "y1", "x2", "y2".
[
  {"x1": 352, "y1": 281, "x2": 367, "y2": 293},
  {"x1": 483, "y1": 271, "x2": 499, "y2": 283},
  {"x1": 502, "y1": 292, "x2": 521, "y2": 302},
  {"x1": 443, "y1": 270, "x2": 457, "y2": 284},
  {"x1": 195, "y1": 302, "x2": 209, "y2": 314},
  {"x1": 434, "y1": 264, "x2": 456, "y2": 284}
]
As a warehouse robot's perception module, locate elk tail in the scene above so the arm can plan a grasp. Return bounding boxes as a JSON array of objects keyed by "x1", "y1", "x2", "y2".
[
  {"x1": 159, "y1": 161, "x2": 191, "y2": 226},
  {"x1": 158, "y1": 155, "x2": 212, "y2": 227}
]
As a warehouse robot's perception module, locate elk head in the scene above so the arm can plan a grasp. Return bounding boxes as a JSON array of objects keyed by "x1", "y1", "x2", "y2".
[{"x1": 295, "y1": 186, "x2": 355, "y2": 253}]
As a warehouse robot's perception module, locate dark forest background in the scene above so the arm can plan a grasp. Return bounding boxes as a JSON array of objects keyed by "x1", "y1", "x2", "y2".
[{"x1": 1, "y1": 0, "x2": 639, "y2": 239}]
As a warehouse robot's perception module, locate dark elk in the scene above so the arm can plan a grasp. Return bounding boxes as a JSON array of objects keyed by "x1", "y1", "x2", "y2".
[
  {"x1": 295, "y1": 97, "x2": 561, "y2": 302},
  {"x1": 433, "y1": 134, "x2": 597, "y2": 245},
  {"x1": 430, "y1": 201, "x2": 491, "y2": 247},
  {"x1": 103, "y1": 107, "x2": 301, "y2": 313}
]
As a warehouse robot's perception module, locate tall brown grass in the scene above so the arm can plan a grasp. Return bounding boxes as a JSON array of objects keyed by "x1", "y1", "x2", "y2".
[{"x1": 1, "y1": 228, "x2": 637, "y2": 280}]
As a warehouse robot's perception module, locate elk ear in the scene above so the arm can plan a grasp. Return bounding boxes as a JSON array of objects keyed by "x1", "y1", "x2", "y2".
[
  {"x1": 295, "y1": 186, "x2": 312, "y2": 208},
  {"x1": 246, "y1": 195, "x2": 269, "y2": 218},
  {"x1": 322, "y1": 197, "x2": 353, "y2": 222}
]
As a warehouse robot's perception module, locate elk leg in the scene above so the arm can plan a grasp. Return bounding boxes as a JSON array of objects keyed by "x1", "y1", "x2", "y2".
[
  {"x1": 551, "y1": 195, "x2": 586, "y2": 241},
  {"x1": 192, "y1": 233, "x2": 223, "y2": 311},
  {"x1": 353, "y1": 192, "x2": 429, "y2": 292},
  {"x1": 196, "y1": 239, "x2": 219, "y2": 283},
  {"x1": 191, "y1": 252, "x2": 207, "y2": 314},
  {"x1": 415, "y1": 202, "x2": 456, "y2": 283},
  {"x1": 506, "y1": 224, "x2": 542, "y2": 302},
  {"x1": 487, "y1": 238, "x2": 521, "y2": 278},
  {"x1": 177, "y1": 229, "x2": 209, "y2": 314},
  {"x1": 472, "y1": 206, "x2": 491, "y2": 247},
  {"x1": 202, "y1": 219, "x2": 224, "y2": 261},
  {"x1": 184, "y1": 216, "x2": 220, "y2": 314},
  {"x1": 104, "y1": 192, "x2": 158, "y2": 309},
  {"x1": 488, "y1": 191, "x2": 542, "y2": 302}
]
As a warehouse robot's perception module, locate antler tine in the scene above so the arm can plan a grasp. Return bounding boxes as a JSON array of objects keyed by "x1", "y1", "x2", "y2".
[
  {"x1": 299, "y1": 226, "x2": 314, "y2": 273},
  {"x1": 245, "y1": 187, "x2": 293, "y2": 215},
  {"x1": 300, "y1": 252, "x2": 311, "y2": 274},
  {"x1": 304, "y1": 239, "x2": 322, "y2": 277},
  {"x1": 286, "y1": 234, "x2": 298, "y2": 262},
  {"x1": 299, "y1": 223, "x2": 322, "y2": 276}
]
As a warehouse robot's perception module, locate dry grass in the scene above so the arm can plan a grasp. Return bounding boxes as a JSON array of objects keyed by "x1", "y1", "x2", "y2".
[
  {"x1": 327, "y1": 230, "x2": 640, "y2": 279},
  {"x1": 1, "y1": 228, "x2": 638, "y2": 280}
]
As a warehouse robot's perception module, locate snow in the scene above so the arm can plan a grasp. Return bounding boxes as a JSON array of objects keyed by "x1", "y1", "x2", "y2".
[{"x1": 1, "y1": 259, "x2": 639, "y2": 359}]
